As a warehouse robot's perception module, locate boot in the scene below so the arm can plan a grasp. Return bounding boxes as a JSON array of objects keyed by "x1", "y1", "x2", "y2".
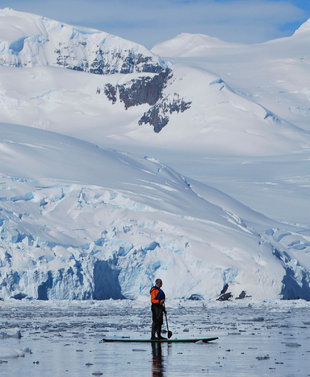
[{"x1": 156, "y1": 326, "x2": 166, "y2": 340}]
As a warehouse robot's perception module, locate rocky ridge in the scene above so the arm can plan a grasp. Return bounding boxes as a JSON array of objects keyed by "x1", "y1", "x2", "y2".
[{"x1": 0, "y1": 8, "x2": 191, "y2": 132}]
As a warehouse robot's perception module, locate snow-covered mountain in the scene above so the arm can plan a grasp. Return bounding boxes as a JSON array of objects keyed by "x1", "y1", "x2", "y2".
[
  {"x1": 0, "y1": 9, "x2": 310, "y2": 302},
  {"x1": 1, "y1": 122, "x2": 310, "y2": 301},
  {"x1": 0, "y1": 8, "x2": 309, "y2": 155},
  {"x1": 0, "y1": 8, "x2": 166, "y2": 74},
  {"x1": 293, "y1": 18, "x2": 310, "y2": 35},
  {"x1": 151, "y1": 32, "x2": 242, "y2": 57},
  {"x1": 0, "y1": 8, "x2": 191, "y2": 135},
  {"x1": 152, "y1": 21, "x2": 310, "y2": 135}
]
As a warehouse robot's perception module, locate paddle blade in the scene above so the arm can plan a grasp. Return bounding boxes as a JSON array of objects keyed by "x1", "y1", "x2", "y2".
[{"x1": 168, "y1": 330, "x2": 173, "y2": 339}]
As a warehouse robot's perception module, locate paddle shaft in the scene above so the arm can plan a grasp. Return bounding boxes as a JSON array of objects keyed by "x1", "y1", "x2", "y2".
[{"x1": 164, "y1": 309, "x2": 172, "y2": 338}]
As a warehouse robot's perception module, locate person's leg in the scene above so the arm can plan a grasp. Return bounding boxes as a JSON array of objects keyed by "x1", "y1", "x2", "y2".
[
  {"x1": 156, "y1": 309, "x2": 166, "y2": 339},
  {"x1": 151, "y1": 305, "x2": 159, "y2": 339}
]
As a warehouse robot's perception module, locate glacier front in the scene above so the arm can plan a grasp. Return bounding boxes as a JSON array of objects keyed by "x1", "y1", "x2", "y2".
[{"x1": 1, "y1": 123, "x2": 310, "y2": 301}]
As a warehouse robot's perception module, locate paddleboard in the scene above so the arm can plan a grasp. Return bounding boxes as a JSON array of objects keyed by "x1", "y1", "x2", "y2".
[{"x1": 101, "y1": 337, "x2": 218, "y2": 343}]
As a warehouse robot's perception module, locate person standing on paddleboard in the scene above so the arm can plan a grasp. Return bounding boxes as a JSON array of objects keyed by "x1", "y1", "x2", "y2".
[{"x1": 150, "y1": 278, "x2": 166, "y2": 340}]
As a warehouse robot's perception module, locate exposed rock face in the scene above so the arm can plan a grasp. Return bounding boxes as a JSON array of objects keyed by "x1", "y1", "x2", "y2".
[
  {"x1": 118, "y1": 69, "x2": 172, "y2": 108},
  {"x1": 54, "y1": 45, "x2": 165, "y2": 75},
  {"x1": 104, "y1": 84, "x2": 117, "y2": 104},
  {"x1": 139, "y1": 93, "x2": 192, "y2": 133},
  {"x1": 0, "y1": 8, "x2": 192, "y2": 134},
  {"x1": 104, "y1": 69, "x2": 172, "y2": 107},
  {"x1": 3, "y1": 34, "x2": 165, "y2": 75},
  {"x1": 0, "y1": 9, "x2": 167, "y2": 75},
  {"x1": 104, "y1": 69, "x2": 192, "y2": 132}
]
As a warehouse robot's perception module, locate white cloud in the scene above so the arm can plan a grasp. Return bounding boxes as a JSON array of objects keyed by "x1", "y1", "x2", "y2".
[{"x1": 1, "y1": 0, "x2": 308, "y2": 46}]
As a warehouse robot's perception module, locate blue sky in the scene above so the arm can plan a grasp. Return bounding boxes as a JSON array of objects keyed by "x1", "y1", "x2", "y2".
[{"x1": 1, "y1": 0, "x2": 310, "y2": 47}]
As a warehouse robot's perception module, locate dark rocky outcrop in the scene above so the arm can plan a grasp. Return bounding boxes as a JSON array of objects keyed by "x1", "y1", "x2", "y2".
[
  {"x1": 216, "y1": 291, "x2": 248, "y2": 301},
  {"x1": 55, "y1": 45, "x2": 165, "y2": 75},
  {"x1": 139, "y1": 105, "x2": 169, "y2": 133},
  {"x1": 104, "y1": 84, "x2": 117, "y2": 104},
  {"x1": 104, "y1": 68, "x2": 172, "y2": 108},
  {"x1": 217, "y1": 284, "x2": 249, "y2": 301},
  {"x1": 236, "y1": 290, "x2": 247, "y2": 300},
  {"x1": 104, "y1": 69, "x2": 192, "y2": 133},
  {"x1": 118, "y1": 69, "x2": 172, "y2": 108},
  {"x1": 138, "y1": 94, "x2": 192, "y2": 133},
  {"x1": 220, "y1": 283, "x2": 229, "y2": 295},
  {"x1": 217, "y1": 292, "x2": 233, "y2": 301}
]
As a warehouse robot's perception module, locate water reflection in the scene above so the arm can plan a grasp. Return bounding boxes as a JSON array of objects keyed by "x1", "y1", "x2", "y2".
[{"x1": 152, "y1": 342, "x2": 165, "y2": 377}]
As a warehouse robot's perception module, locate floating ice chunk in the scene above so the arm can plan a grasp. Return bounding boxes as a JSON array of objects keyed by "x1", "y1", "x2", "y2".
[
  {"x1": 249, "y1": 317, "x2": 265, "y2": 322},
  {"x1": 0, "y1": 346, "x2": 31, "y2": 359},
  {"x1": 256, "y1": 354, "x2": 270, "y2": 360},
  {"x1": 0, "y1": 328, "x2": 22, "y2": 339},
  {"x1": 285, "y1": 342, "x2": 301, "y2": 347}
]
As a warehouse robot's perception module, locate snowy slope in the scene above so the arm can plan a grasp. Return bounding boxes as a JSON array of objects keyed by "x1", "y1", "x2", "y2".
[
  {"x1": 0, "y1": 63, "x2": 308, "y2": 156},
  {"x1": 151, "y1": 26, "x2": 310, "y2": 227},
  {"x1": 0, "y1": 8, "x2": 309, "y2": 155},
  {"x1": 152, "y1": 20, "x2": 310, "y2": 134},
  {"x1": 132, "y1": 64, "x2": 310, "y2": 155},
  {"x1": 1, "y1": 122, "x2": 310, "y2": 301},
  {"x1": 151, "y1": 32, "x2": 242, "y2": 57}
]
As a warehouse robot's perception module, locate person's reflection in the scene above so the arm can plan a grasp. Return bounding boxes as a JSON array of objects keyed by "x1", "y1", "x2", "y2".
[{"x1": 152, "y1": 342, "x2": 165, "y2": 377}]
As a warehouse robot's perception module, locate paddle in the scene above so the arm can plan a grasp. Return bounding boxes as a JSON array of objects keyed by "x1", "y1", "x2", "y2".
[{"x1": 164, "y1": 309, "x2": 173, "y2": 339}]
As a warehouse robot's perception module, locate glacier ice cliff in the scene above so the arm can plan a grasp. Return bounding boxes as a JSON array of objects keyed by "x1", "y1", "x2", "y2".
[
  {"x1": 0, "y1": 172, "x2": 310, "y2": 302},
  {"x1": 0, "y1": 122, "x2": 309, "y2": 302}
]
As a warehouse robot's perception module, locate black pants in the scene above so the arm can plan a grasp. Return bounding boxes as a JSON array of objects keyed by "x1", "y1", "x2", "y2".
[{"x1": 152, "y1": 304, "x2": 164, "y2": 336}]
